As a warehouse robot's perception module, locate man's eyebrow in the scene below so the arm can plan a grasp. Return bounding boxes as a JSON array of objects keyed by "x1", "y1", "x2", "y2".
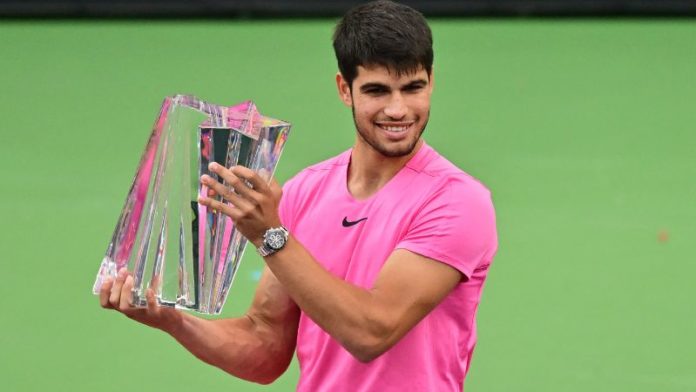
[{"x1": 359, "y1": 82, "x2": 390, "y2": 92}]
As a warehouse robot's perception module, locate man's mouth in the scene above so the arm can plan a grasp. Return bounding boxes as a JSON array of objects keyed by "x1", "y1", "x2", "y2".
[{"x1": 376, "y1": 122, "x2": 414, "y2": 133}]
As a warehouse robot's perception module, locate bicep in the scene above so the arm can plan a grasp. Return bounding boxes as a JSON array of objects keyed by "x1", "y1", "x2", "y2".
[{"x1": 369, "y1": 249, "x2": 462, "y2": 344}]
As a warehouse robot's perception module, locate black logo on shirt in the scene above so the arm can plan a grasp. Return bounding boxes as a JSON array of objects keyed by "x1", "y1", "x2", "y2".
[{"x1": 342, "y1": 217, "x2": 367, "y2": 227}]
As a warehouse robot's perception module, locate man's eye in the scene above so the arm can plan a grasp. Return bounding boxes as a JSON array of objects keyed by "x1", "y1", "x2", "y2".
[
  {"x1": 404, "y1": 85, "x2": 424, "y2": 93},
  {"x1": 365, "y1": 89, "x2": 387, "y2": 95}
]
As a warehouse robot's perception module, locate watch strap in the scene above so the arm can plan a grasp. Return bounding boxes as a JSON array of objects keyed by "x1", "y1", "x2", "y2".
[{"x1": 257, "y1": 244, "x2": 276, "y2": 257}]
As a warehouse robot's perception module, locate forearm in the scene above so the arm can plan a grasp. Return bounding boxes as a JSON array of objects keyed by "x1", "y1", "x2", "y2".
[
  {"x1": 166, "y1": 312, "x2": 294, "y2": 384},
  {"x1": 264, "y1": 237, "x2": 396, "y2": 361},
  {"x1": 100, "y1": 264, "x2": 298, "y2": 383}
]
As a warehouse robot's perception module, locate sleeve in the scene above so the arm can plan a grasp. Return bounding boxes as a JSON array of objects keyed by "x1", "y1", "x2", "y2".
[
  {"x1": 395, "y1": 180, "x2": 498, "y2": 279},
  {"x1": 278, "y1": 176, "x2": 299, "y2": 233}
]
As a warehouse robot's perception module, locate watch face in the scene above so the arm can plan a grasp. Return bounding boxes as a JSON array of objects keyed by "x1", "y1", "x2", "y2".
[{"x1": 266, "y1": 230, "x2": 286, "y2": 250}]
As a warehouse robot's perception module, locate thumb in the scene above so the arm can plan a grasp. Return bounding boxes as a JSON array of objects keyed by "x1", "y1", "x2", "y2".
[
  {"x1": 146, "y1": 288, "x2": 160, "y2": 315},
  {"x1": 269, "y1": 178, "x2": 283, "y2": 200}
]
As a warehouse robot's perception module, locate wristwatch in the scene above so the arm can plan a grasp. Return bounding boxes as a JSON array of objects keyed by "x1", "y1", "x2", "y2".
[{"x1": 257, "y1": 226, "x2": 289, "y2": 257}]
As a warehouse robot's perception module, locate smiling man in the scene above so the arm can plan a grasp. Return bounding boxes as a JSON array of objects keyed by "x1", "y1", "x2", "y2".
[{"x1": 100, "y1": 1, "x2": 497, "y2": 391}]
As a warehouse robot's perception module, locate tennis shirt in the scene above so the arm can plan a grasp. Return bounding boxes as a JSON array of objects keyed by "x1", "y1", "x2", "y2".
[{"x1": 278, "y1": 142, "x2": 498, "y2": 392}]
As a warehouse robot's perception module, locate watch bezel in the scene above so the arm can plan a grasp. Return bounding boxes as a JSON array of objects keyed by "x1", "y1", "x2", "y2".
[{"x1": 262, "y1": 226, "x2": 288, "y2": 251}]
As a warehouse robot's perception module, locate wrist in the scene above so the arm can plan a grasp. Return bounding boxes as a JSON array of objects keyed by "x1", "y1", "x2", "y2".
[
  {"x1": 161, "y1": 309, "x2": 187, "y2": 336},
  {"x1": 258, "y1": 226, "x2": 289, "y2": 257},
  {"x1": 251, "y1": 218, "x2": 283, "y2": 248}
]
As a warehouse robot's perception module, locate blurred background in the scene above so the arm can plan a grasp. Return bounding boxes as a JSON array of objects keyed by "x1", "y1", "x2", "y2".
[{"x1": 1, "y1": 1, "x2": 694, "y2": 391}]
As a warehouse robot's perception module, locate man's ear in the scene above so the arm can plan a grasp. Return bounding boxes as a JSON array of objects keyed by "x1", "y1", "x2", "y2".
[
  {"x1": 336, "y1": 72, "x2": 353, "y2": 107},
  {"x1": 428, "y1": 66, "x2": 435, "y2": 93}
]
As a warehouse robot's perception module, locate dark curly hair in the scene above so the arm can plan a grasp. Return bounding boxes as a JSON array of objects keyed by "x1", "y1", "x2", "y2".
[{"x1": 333, "y1": 0, "x2": 433, "y2": 88}]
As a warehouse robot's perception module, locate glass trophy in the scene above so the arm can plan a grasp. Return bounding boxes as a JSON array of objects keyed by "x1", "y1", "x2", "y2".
[{"x1": 92, "y1": 95, "x2": 291, "y2": 314}]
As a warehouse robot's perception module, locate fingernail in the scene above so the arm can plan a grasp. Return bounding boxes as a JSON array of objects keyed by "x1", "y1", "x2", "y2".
[
  {"x1": 208, "y1": 162, "x2": 218, "y2": 170},
  {"x1": 118, "y1": 268, "x2": 128, "y2": 277}
]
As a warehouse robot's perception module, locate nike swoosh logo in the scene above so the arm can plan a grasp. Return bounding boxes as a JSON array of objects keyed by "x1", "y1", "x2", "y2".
[{"x1": 342, "y1": 217, "x2": 368, "y2": 227}]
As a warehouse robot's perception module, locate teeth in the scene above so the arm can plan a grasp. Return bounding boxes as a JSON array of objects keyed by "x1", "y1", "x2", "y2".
[{"x1": 380, "y1": 125, "x2": 408, "y2": 132}]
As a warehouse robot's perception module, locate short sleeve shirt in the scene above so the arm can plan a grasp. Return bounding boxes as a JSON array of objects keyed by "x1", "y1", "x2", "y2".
[{"x1": 279, "y1": 143, "x2": 498, "y2": 392}]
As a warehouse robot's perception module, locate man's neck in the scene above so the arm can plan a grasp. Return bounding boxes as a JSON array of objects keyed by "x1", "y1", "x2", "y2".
[{"x1": 347, "y1": 140, "x2": 423, "y2": 200}]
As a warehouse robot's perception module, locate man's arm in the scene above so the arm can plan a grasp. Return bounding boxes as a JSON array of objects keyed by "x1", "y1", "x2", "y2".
[
  {"x1": 99, "y1": 266, "x2": 300, "y2": 384},
  {"x1": 266, "y1": 242, "x2": 461, "y2": 362},
  {"x1": 200, "y1": 164, "x2": 463, "y2": 363}
]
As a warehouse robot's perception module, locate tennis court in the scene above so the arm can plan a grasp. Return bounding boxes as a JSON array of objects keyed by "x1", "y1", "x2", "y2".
[{"x1": 0, "y1": 19, "x2": 694, "y2": 391}]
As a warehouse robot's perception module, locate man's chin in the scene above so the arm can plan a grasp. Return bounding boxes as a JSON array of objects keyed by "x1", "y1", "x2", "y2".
[{"x1": 375, "y1": 139, "x2": 421, "y2": 158}]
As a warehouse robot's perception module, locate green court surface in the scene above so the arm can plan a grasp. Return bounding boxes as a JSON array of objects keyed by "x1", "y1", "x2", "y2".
[{"x1": 1, "y1": 19, "x2": 694, "y2": 391}]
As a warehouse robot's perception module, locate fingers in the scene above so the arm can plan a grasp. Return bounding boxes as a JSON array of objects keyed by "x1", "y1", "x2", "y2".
[
  {"x1": 269, "y1": 178, "x2": 283, "y2": 200},
  {"x1": 207, "y1": 163, "x2": 261, "y2": 200},
  {"x1": 206, "y1": 163, "x2": 272, "y2": 196},
  {"x1": 108, "y1": 268, "x2": 129, "y2": 308},
  {"x1": 199, "y1": 164, "x2": 283, "y2": 240},
  {"x1": 198, "y1": 192, "x2": 244, "y2": 219},
  {"x1": 231, "y1": 166, "x2": 270, "y2": 194},
  {"x1": 99, "y1": 277, "x2": 115, "y2": 309},
  {"x1": 200, "y1": 174, "x2": 254, "y2": 211},
  {"x1": 200, "y1": 184, "x2": 217, "y2": 198},
  {"x1": 146, "y1": 288, "x2": 160, "y2": 315},
  {"x1": 104, "y1": 268, "x2": 138, "y2": 314},
  {"x1": 119, "y1": 274, "x2": 135, "y2": 309},
  {"x1": 99, "y1": 268, "x2": 172, "y2": 326}
]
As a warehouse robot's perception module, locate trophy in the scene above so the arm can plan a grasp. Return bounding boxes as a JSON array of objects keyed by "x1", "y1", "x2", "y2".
[{"x1": 92, "y1": 95, "x2": 291, "y2": 314}]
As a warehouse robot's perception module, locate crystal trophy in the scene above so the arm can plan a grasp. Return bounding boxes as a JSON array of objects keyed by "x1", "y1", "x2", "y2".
[{"x1": 92, "y1": 95, "x2": 291, "y2": 314}]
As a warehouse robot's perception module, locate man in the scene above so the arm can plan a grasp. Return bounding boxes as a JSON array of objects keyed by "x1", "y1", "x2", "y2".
[{"x1": 99, "y1": 1, "x2": 497, "y2": 391}]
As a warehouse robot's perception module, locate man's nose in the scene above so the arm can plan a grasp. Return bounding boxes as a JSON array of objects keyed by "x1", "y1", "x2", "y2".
[{"x1": 384, "y1": 94, "x2": 407, "y2": 119}]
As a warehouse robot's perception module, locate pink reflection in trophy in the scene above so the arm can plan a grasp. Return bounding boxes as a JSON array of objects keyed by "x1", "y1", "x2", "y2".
[{"x1": 93, "y1": 95, "x2": 291, "y2": 315}]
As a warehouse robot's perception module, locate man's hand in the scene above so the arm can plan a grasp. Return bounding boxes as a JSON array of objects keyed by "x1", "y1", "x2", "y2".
[
  {"x1": 97, "y1": 164, "x2": 301, "y2": 382},
  {"x1": 198, "y1": 163, "x2": 283, "y2": 247},
  {"x1": 99, "y1": 267, "x2": 182, "y2": 333},
  {"x1": 97, "y1": 266, "x2": 300, "y2": 383}
]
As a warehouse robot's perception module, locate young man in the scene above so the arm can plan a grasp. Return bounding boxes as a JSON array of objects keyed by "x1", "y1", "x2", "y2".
[{"x1": 99, "y1": 1, "x2": 497, "y2": 391}]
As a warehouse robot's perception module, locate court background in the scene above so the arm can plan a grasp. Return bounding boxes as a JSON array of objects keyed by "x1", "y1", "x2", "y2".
[{"x1": 1, "y1": 18, "x2": 695, "y2": 392}]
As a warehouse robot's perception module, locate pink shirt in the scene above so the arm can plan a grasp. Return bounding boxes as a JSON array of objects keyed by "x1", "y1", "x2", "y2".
[{"x1": 279, "y1": 143, "x2": 498, "y2": 392}]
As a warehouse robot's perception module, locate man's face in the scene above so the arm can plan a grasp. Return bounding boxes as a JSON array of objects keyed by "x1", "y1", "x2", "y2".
[{"x1": 337, "y1": 65, "x2": 433, "y2": 158}]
